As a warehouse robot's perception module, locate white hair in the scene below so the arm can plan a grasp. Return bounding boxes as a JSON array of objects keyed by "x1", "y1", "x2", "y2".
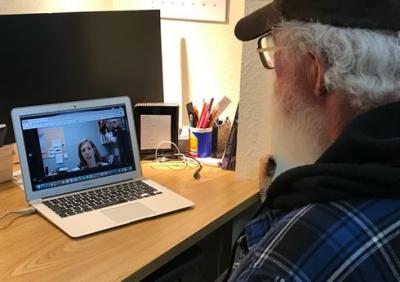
[{"x1": 274, "y1": 21, "x2": 400, "y2": 111}]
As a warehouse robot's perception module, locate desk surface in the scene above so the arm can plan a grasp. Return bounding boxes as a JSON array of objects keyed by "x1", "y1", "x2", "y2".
[{"x1": 0, "y1": 162, "x2": 258, "y2": 281}]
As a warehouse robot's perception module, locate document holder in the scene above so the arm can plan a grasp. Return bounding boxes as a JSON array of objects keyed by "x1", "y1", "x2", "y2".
[{"x1": 134, "y1": 103, "x2": 179, "y2": 156}]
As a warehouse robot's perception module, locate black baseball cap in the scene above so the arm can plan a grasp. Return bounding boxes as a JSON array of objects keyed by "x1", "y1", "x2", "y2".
[{"x1": 235, "y1": 0, "x2": 400, "y2": 41}]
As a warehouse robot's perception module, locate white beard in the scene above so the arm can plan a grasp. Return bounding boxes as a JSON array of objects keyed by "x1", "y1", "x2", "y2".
[{"x1": 269, "y1": 79, "x2": 330, "y2": 169}]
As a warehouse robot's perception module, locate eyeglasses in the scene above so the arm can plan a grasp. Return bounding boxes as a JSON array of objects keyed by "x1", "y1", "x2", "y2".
[{"x1": 257, "y1": 33, "x2": 285, "y2": 69}]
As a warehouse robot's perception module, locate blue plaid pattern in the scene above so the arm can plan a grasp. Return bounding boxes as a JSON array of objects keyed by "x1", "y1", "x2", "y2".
[{"x1": 231, "y1": 199, "x2": 400, "y2": 281}]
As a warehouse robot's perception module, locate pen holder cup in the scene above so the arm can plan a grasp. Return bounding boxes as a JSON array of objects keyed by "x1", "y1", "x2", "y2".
[
  {"x1": 0, "y1": 145, "x2": 13, "y2": 183},
  {"x1": 189, "y1": 127, "x2": 212, "y2": 158}
]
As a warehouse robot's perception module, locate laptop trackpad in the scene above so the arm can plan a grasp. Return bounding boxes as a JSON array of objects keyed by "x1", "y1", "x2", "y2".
[{"x1": 101, "y1": 203, "x2": 155, "y2": 223}]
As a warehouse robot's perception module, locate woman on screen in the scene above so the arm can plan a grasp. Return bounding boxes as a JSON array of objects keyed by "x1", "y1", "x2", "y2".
[{"x1": 78, "y1": 139, "x2": 108, "y2": 169}]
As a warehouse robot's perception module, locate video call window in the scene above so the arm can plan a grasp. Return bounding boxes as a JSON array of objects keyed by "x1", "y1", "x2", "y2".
[{"x1": 21, "y1": 106, "x2": 135, "y2": 191}]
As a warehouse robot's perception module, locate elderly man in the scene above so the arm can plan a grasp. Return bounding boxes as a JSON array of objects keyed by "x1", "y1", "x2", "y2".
[{"x1": 229, "y1": 0, "x2": 400, "y2": 281}]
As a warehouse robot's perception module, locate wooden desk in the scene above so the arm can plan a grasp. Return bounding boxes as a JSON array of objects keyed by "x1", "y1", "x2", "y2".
[{"x1": 0, "y1": 162, "x2": 258, "y2": 281}]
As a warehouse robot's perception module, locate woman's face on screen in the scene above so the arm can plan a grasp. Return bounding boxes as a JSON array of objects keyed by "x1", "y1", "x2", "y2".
[{"x1": 80, "y1": 141, "x2": 95, "y2": 164}]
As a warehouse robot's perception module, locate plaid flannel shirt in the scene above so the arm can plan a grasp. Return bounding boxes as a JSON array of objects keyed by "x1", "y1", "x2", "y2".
[{"x1": 230, "y1": 199, "x2": 400, "y2": 281}]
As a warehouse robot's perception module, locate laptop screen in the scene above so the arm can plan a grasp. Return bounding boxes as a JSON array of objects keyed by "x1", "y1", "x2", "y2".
[{"x1": 20, "y1": 104, "x2": 135, "y2": 192}]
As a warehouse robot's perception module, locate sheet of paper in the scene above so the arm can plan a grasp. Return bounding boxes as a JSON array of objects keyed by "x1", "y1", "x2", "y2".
[
  {"x1": 140, "y1": 115, "x2": 171, "y2": 150},
  {"x1": 55, "y1": 153, "x2": 64, "y2": 164},
  {"x1": 52, "y1": 139, "x2": 62, "y2": 148}
]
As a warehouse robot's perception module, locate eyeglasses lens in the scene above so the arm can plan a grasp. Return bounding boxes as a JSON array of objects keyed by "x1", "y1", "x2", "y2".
[{"x1": 260, "y1": 36, "x2": 275, "y2": 68}]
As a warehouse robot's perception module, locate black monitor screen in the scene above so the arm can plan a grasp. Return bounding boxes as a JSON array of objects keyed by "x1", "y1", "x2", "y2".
[{"x1": 0, "y1": 10, "x2": 164, "y2": 144}]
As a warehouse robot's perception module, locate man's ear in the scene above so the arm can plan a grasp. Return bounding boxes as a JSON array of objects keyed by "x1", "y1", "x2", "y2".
[{"x1": 307, "y1": 51, "x2": 328, "y2": 97}]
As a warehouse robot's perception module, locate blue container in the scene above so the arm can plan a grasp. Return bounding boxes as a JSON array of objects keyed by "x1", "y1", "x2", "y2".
[{"x1": 189, "y1": 127, "x2": 212, "y2": 158}]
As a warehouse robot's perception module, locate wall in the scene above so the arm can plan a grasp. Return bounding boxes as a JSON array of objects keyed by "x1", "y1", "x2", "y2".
[
  {"x1": 0, "y1": 0, "x2": 111, "y2": 14},
  {"x1": 113, "y1": 0, "x2": 244, "y2": 125},
  {"x1": 235, "y1": 0, "x2": 272, "y2": 180}
]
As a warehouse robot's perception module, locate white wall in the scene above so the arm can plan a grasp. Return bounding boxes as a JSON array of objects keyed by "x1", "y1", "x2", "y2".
[
  {"x1": 235, "y1": 0, "x2": 272, "y2": 180},
  {"x1": 113, "y1": 1, "x2": 244, "y2": 125},
  {"x1": 0, "y1": 0, "x2": 111, "y2": 14}
]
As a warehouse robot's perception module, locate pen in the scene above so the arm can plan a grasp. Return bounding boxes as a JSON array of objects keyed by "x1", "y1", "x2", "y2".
[
  {"x1": 199, "y1": 98, "x2": 214, "y2": 128},
  {"x1": 205, "y1": 98, "x2": 214, "y2": 128},
  {"x1": 197, "y1": 100, "x2": 207, "y2": 128}
]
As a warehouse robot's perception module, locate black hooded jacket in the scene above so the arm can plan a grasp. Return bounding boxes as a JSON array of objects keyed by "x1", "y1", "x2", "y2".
[{"x1": 265, "y1": 101, "x2": 400, "y2": 210}]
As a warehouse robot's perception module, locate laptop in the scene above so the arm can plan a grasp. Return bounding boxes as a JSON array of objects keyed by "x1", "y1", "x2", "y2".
[{"x1": 12, "y1": 97, "x2": 194, "y2": 238}]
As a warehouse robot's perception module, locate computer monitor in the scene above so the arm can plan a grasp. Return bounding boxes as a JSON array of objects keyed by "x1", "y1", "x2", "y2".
[{"x1": 0, "y1": 10, "x2": 164, "y2": 144}]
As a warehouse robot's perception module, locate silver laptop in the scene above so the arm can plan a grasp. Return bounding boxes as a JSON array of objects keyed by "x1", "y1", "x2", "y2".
[{"x1": 12, "y1": 97, "x2": 194, "y2": 238}]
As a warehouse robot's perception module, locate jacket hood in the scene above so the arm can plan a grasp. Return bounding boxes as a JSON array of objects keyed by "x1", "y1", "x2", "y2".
[{"x1": 266, "y1": 102, "x2": 400, "y2": 210}]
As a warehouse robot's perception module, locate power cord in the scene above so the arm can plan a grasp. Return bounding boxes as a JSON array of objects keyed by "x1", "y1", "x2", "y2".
[
  {"x1": 154, "y1": 141, "x2": 202, "y2": 180},
  {"x1": 0, "y1": 207, "x2": 36, "y2": 221}
]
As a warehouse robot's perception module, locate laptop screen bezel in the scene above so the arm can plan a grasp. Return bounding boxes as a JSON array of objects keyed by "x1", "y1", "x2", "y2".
[{"x1": 12, "y1": 96, "x2": 142, "y2": 202}]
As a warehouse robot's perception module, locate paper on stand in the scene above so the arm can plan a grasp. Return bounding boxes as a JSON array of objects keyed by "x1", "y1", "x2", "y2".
[{"x1": 140, "y1": 115, "x2": 171, "y2": 150}]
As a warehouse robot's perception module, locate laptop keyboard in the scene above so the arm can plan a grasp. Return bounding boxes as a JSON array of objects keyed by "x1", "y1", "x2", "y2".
[{"x1": 43, "y1": 180, "x2": 163, "y2": 218}]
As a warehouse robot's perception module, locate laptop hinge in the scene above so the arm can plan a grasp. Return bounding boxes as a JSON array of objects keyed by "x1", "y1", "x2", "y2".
[{"x1": 30, "y1": 199, "x2": 42, "y2": 204}]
